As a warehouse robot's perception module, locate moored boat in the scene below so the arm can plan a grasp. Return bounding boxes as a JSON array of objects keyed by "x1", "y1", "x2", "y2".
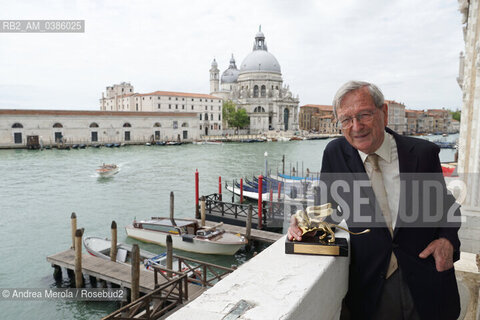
[
  {"x1": 205, "y1": 140, "x2": 223, "y2": 145},
  {"x1": 83, "y1": 236, "x2": 168, "y2": 270},
  {"x1": 96, "y1": 163, "x2": 119, "y2": 177},
  {"x1": 125, "y1": 217, "x2": 247, "y2": 255}
]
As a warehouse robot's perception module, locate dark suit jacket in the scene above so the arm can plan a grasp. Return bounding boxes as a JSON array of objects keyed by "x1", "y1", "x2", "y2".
[{"x1": 321, "y1": 127, "x2": 461, "y2": 320}]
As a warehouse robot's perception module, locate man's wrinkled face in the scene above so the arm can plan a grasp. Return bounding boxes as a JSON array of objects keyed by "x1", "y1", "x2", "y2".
[{"x1": 337, "y1": 87, "x2": 388, "y2": 154}]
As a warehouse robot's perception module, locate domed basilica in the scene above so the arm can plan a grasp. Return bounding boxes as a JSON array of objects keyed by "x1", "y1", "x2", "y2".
[{"x1": 210, "y1": 27, "x2": 299, "y2": 132}]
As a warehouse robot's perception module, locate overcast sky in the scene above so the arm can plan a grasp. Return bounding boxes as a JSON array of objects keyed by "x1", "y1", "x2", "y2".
[{"x1": 0, "y1": 0, "x2": 464, "y2": 111}]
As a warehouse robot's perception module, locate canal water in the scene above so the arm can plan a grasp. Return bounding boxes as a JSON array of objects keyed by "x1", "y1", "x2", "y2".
[{"x1": 0, "y1": 134, "x2": 457, "y2": 319}]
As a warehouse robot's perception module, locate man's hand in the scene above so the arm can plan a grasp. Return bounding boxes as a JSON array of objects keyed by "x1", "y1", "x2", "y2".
[
  {"x1": 419, "y1": 238, "x2": 454, "y2": 272},
  {"x1": 287, "y1": 215, "x2": 303, "y2": 241}
]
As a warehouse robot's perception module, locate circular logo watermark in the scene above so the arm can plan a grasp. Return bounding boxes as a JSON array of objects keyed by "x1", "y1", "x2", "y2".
[{"x1": 2, "y1": 289, "x2": 10, "y2": 298}]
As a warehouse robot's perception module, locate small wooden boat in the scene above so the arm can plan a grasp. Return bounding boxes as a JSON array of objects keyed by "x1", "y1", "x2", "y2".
[
  {"x1": 125, "y1": 218, "x2": 247, "y2": 255},
  {"x1": 83, "y1": 236, "x2": 169, "y2": 270},
  {"x1": 205, "y1": 141, "x2": 223, "y2": 145},
  {"x1": 96, "y1": 163, "x2": 119, "y2": 177},
  {"x1": 289, "y1": 136, "x2": 305, "y2": 141}
]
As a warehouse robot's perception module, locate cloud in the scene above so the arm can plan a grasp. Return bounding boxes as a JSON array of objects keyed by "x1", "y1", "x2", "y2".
[{"x1": 0, "y1": 0, "x2": 464, "y2": 110}]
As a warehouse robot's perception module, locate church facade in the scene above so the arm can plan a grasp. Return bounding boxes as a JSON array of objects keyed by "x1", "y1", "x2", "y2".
[{"x1": 210, "y1": 28, "x2": 299, "y2": 133}]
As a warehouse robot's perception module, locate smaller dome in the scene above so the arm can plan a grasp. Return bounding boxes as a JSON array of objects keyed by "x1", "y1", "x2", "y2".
[
  {"x1": 221, "y1": 54, "x2": 240, "y2": 83},
  {"x1": 221, "y1": 69, "x2": 240, "y2": 83},
  {"x1": 211, "y1": 58, "x2": 218, "y2": 68}
]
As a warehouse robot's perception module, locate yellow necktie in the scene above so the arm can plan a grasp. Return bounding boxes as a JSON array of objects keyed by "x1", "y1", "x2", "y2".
[{"x1": 367, "y1": 154, "x2": 398, "y2": 278}]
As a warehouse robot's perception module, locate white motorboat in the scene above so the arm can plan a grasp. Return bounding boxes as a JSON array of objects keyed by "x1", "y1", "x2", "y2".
[
  {"x1": 83, "y1": 236, "x2": 169, "y2": 270},
  {"x1": 225, "y1": 184, "x2": 276, "y2": 201},
  {"x1": 96, "y1": 164, "x2": 119, "y2": 177},
  {"x1": 205, "y1": 141, "x2": 223, "y2": 145},
  {"x1": 125, "y1": 217, "x2": 247, "y2": 255}
]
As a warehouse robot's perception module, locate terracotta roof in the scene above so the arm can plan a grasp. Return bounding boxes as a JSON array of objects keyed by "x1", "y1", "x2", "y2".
[
  {"x1": 0, "y1": 109, "x2": 197, "y2": 117},
  {"x1": 426, "y1": 109, "x2": 447, "y2": 112},
  {"x1": 385, "y1": 100, "x2": 405, "y2": 106},
  {"x1": 300, "y1": 104, "x2": 333, "y2": 111},
  {"x1": 138, "y1": 91, "x2": 222, "y2": 100}
]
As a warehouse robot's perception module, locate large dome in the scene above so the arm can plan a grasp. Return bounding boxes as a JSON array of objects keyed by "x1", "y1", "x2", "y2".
[
  {"x1": 240, "y1": 50, "x2": 281, "y2": 73},
  {"x1": 239, "y1": 28, "x2": 281, "y2": 74}
]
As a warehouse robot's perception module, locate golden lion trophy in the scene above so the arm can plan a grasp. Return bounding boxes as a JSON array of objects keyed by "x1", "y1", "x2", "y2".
[{"x1": 285, "y1": 203, "x2": 370, "y2": 256}]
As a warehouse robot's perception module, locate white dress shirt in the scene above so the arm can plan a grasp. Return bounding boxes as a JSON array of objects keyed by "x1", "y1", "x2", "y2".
[{"x1": 358, "y1": 132, "x2": 400, "y2": 229}]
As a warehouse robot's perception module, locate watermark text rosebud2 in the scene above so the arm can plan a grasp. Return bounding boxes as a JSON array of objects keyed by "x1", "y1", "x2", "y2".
[{"x1": 0, "y1": 20, "x2": 85, "y2": 33}]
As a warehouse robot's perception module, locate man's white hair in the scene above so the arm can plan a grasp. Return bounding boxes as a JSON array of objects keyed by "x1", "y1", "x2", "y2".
[{"x1": 332, "y1": 81, "x2": 385, "y2": 118}]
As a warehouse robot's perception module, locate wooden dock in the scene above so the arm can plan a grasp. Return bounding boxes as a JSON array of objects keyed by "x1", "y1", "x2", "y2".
[
  {"x1": 47, "y1": 248, "x2": 237, "y2": 319},
  {"x1": 46, "y1": 249, "x2": 204, "y2": 297}
]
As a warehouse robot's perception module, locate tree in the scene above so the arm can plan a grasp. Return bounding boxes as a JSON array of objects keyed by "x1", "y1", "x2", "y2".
[
  {"x1": 222, "y1": 100, "x2": 249, "y2": 131},
  {"x1": 451, "y1": 109, "x2": 461, "y2": 122}
]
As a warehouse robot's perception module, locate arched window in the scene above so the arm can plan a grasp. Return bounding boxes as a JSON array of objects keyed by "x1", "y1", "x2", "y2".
[
  {"x1": 123, "y1": 123, "x2": 132, "y2": 128},
  {"x1": 89, "y1": 122, "x2": 99, "y2": 128},
  {"x1": 53, "y1": 123, "x2": 63, "y2": 128},
  {"x1": 261, "y1": 85, "x2": 266, "y2": 97},
  {"x1": 254, "y1": 106, "x2": 265, "y2": 113},
  {"x1": 253, "y1": 85, "x2": 259, "y2": 98},
  {"x1": 181, "y1": 122, "x2": 189, "y2": 127},
  {"x1": 12, "y1": 123, "x2": 23, "y2": 128},
  {"x1": 154, "y1": 122, "x2": 161, "y2": 127},
  {"x1": 205, "y1": 113, "x2": 208, "y2": 120}
]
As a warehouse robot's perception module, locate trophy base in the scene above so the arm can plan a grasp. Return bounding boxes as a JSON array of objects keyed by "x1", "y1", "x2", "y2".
[{"x1": 285, "y1": 237, "x2": 348, "y2": 256}]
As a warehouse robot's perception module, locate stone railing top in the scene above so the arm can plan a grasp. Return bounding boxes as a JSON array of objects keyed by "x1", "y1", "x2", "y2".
[{"x1": 168, "y1": 224, "x2": 350, "y2": 320}]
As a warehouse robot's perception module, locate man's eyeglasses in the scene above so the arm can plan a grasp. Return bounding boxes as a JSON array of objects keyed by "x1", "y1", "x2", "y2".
[{"x1": 337, "y1": 109, "x2": 378, "y2": 129}]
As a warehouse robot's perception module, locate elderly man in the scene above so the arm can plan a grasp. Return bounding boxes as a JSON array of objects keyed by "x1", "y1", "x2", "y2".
[{"x1": 288, "y1": 81, "x2": 460, "y2": 320}]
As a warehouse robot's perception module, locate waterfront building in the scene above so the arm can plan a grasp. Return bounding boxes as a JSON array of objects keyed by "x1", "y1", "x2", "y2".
[
  {"x1": 0, "y1": 109, "x2": 200, "y2": 148},
  {"x1": 426, "y1": 108, "x2": 452, "y2": 134},
  {"x1": 100, "y1": 85, "x2": 223, "y2": 136},
  {"x1": 299, "y1": 104, "x2": 339, "y2": 134},
  {"x1": 385, "y1": 100, "x2": 406, "y2": 134},
  {"x1": 405, "y1": 109, "x2": 421, "y2": 135},
  {"x1": 450, "y1": 119, "x2": 460, "y2": 133},
  {"x1": 210, "y1": 27, "x2": 299, "y2": 133}
]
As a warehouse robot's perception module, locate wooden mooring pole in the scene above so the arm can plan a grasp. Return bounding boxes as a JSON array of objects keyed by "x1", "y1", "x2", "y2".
[
  {"x1": 74, "y1": 228, "x2": 84, "y2": 288},
  {"x1": 257, "y1": 175, "x2": 263, "y2": 229},
  {"x1": 71, "y1": 212, "x2": 77, "y2": 249},
  {"x1": 246, "y1": 205, "x2": 252, "y2": 244},
  {"x1": 111, "y1": 221, "x2": 117, "y2": 262},
  {"x1": 166, "y1": 235, "x2": 173, "y2": 278},
  {"x1": 195, "y1": 169, "x2": 200, "y2": 219},
  {"x1": 240, "y1": 178, "x2": 244, "y2": 204},
  {"x1": 131, "y1": 244, "x2": 140, "y2": 301},
  {"x1": 218, "y1": 176, "x2": 222, "y2": 201},
  {"x1": 200, "y1": 196, "x2": 206, "y2": 227},
  {"x1": 170, "y1": 191, "x2": 177, "y2": 226}
]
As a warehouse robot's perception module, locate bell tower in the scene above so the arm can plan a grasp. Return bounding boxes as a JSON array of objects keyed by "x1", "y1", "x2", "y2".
[{"x1": 209, "y1": 58, "x2": 219, "y2": 94}]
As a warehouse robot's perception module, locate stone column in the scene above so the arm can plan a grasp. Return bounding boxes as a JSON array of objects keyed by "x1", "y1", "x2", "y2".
[{"x1": 457, "y1": 0, "x2": 480, "y2": 254}]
